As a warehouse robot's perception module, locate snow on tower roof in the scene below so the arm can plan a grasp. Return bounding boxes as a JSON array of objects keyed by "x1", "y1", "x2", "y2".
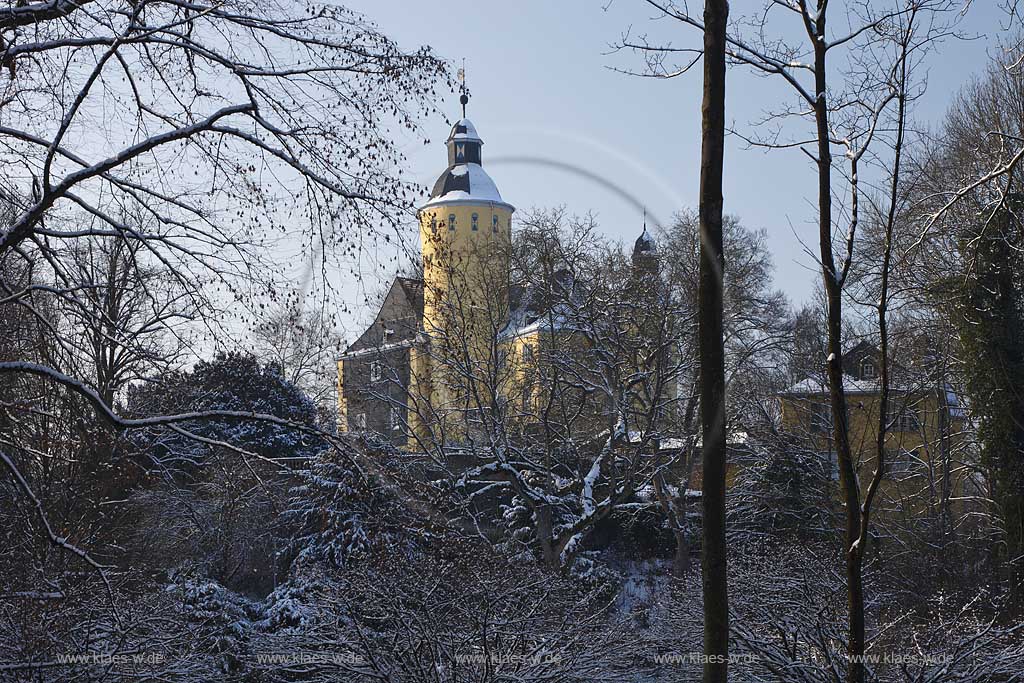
[
  {"x1": 633, "y1": 226, "x2": 658, "y2": 255},
  {"x1": 423, "y1": 116, "x2": 514, "y2": 210},
  {"x1": 449, "y1": 118, "x2": 481, "y2": 142},
  {"x1": 425, "y1": 163, "x2": 506, "y2": 207}
]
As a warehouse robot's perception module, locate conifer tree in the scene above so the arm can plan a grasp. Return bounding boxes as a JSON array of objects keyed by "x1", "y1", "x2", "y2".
[{"x1": 957, "y1": 200, "x2": 1024, "y2": 606}]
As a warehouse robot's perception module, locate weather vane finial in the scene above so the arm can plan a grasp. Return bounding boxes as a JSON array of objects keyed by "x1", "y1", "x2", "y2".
[{"x1": 457, "y1": 59, "x2": 469, "y2": 118}]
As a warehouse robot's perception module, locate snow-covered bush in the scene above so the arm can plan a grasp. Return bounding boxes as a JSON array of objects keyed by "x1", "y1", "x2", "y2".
[
  {"x1": 120, "y1": 352, "x2": 325, "y2": 594},
  {"x1": 125, "y1": 351, "x2": 324, "y2": 475},
  {"x1": 728, "y1": 436, "x2": 838, "y2": 539},
  {"x1": 281, "y1": 444, "x2": 412, "y2": 570}
]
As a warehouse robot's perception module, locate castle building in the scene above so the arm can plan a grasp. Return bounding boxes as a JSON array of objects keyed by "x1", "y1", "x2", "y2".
[
  {"x1": 779, "y1": 341, "x2": 964, "y2": 472},
  {"x1": 337, "y1": 108, "x2": 662, "y2": 448},
  {"x1": 778, "y1": 341, "x2": 971, "y2": 517}
]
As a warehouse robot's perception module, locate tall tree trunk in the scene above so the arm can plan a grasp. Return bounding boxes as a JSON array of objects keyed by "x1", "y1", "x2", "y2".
[
  {"x1": 698, "y1": 1, "x2": 729, "y2": 681},
  {"x1": 809, "y1": 10, "x2": 863, "y2": 681}
]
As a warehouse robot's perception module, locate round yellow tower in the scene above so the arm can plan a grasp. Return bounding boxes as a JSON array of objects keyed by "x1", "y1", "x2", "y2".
[
  {"x1": 414, "y1": 111, "x2": 514, "y2": 426},
  {"x1": 418, "y1": 116, "x2": 515, "y2": 338}
]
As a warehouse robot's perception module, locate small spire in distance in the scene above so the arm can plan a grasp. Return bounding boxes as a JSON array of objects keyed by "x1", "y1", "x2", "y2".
[{"x1": 458, "y1": 59, "x2": 469, "y2": 118}]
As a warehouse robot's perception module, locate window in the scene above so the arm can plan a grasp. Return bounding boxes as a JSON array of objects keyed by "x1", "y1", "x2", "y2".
[
  {"x1": 430, "y1": 215, "x2": 437, "y2": 232},
  {"x1": 390, "y1": 405, "x2": 402, "y2": 431},
  {"x1": 887, "y1": 399, "x2": 920, "y2": 432},
  {"x1": 861, "y1": 361, "x2": 876, "y2": 379},
  {"x1": 522, "y1": 344, "x2": 534, "y2": 363},
  {"x1": 810, "y1": 402, "x2": 832, "y2": 434},
  {"x1": 355, "y1": 413, "x2": 367, "y2": 430},
  {"x1": 456, "y1": 142, "x2": 465, "y2": 161},
  {"x1": 471, "y1": 213, "x2": 479, "y2": 231},
  {"x1": 492, "y1": 214, "x2": 499, "y2": 233},
  {"x1": 370, "y1": 360, "x2": 382, "y2": 382},
  {"x1": 887, "y1": 448, "x2": 916, "y2": 475},
  {"x1": 448, "y1": 213, "x2": 456, "y2": 231}
]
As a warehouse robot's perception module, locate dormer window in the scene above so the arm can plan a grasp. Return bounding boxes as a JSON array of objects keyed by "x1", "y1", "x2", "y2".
[
  {"x1": 492, "y1": 215, "x2": 499, "y2": 233},
  {"x1": 471, "y1": 213, "x2": 479, "y2": 231},
  {"x1": 861, "y1": 361, "x2": 876, "y2": 380},
  {"x1": 448, "y1": 213, "x2": 456, "y2": 231}
]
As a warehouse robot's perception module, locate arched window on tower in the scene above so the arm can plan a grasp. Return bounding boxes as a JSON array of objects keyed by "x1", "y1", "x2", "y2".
[
  {"x1": 492, "y1": 215, "x2": 499, "y2": 233},
  {"x1": 430, "y1": 215, "x2": 437, "y2": 232},
  {"x1": 448, "y1": 213, "x2": 456, "y2": 231},
  {"x1": 471, "y1": 213, "x2": 479, "y2": 231}
]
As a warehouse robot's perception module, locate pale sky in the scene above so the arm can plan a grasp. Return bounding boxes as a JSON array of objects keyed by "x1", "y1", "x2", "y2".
[{"x1": 333, "y1": 0, "x2": 1008, "y2": 341}]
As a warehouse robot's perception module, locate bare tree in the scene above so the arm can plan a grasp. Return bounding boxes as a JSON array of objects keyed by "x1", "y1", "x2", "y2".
[
  {"x1": 0, "y1": 0, "x2": 448, "y2": 404},
  {"x1": 0, "y1": 2, "x2": 449, "y2": 674},
  {"x1": 614, "y1": 2, "x2": 963, "y2": 679},
  {"x1": 697, "y1": 1, "x2": 730, "y2": 681},
  {"x1": 644, "y1": 211, "x2": 791, "y2": 578},
  {"x1": 250, "y1": 298, "x2": 344, "y2": 424},
  {"x1": 62, "y1": 233, "x2": 192, "y2": 408}
]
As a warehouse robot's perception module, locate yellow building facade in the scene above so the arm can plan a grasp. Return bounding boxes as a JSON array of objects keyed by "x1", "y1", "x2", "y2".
[
  {"x1": 413, "y1": 118, "x2": 516, "y2": 440},
  {"x1": 337, "y1": 115, "x2": 519, "y2": 446},
  {"x1": 780, "y1": 384, "x2": 960, "y2": 469},
  {"x1": 337, "y1": 111, "x2": 671, "y2": 450},
  {"x1": 778, "y1": 343, "x2": 967, "y2": 516}
]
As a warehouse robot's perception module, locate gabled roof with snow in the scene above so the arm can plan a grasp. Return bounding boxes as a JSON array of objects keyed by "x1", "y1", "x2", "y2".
[
  {"x1": 781, "y1": 373, "x2": 966, "y2": 417},
  {"x1": 782, "y1": 376, "x2": 887, "y2": 396},
  {"x1": 499, "y1": 271, "x2": 582, "y2": 340},
  {"x1": 783, "y1": 342, "x2": 919, "y2": 396}
]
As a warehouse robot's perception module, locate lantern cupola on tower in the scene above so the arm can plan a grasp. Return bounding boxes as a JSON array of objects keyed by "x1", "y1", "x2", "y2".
[
  {"x1": 425, "y1": 118, "x2": 509, "y2": 209},
  {"x1": 447, "y1": 119, "x2": 482, "y2": 165}
]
